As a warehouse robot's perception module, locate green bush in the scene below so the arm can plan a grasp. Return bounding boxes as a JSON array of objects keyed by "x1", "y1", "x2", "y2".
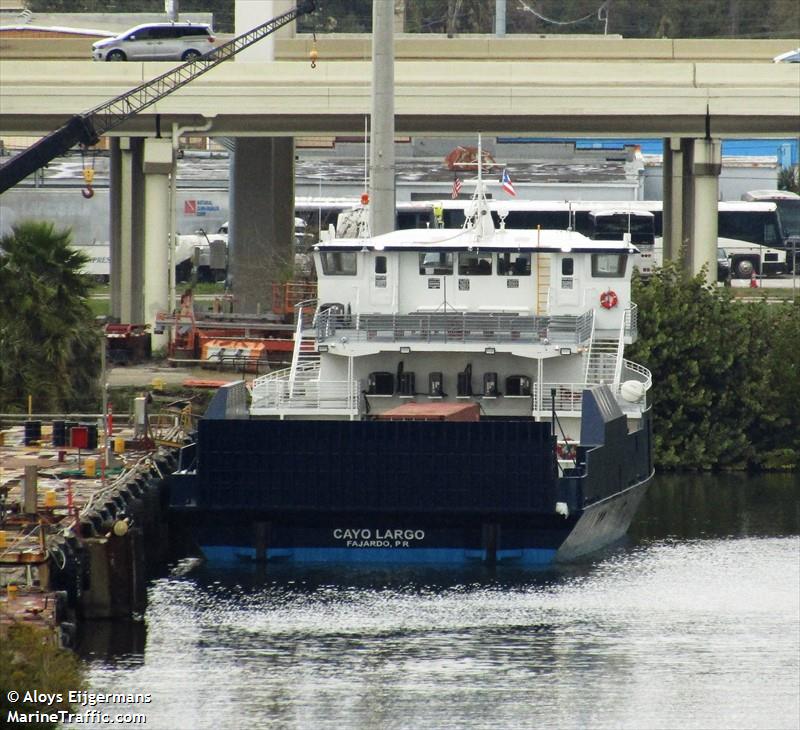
[
  {"x1": 0, "y1": 623, "x2": 85, "y2": 730},
  {"x1": 628, "y1": 261, "x2": 799, "y2": 471}
]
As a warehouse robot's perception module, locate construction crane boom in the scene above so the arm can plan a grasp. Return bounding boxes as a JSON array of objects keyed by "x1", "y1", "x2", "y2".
[{"x1": 0, "y1": 0, "x2": 315, "y2": 194}]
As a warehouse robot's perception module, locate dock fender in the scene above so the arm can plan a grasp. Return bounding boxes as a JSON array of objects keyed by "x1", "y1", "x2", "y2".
[
  {"x1": 60, "y1": 621, "x2": 77, "y2": 649},
  {"x1": 127, "y1": 477, "x2": 146, "y2": 499},
  {"x1": 110, "y1": 494, "x2": 127, "y2": 513},
  {"x1": 143, "y1": 476, "x2": 162, "y2": 495},
  {"x1": 48, "y1": 537, "x2": 84, "y2": 604},
  {"x1": 116, "y1": 485, "x2": 135, "y2": 506},
  {"x1": 80, "y1": 516, "x2": 100, "y2": 538},
  {"x1": 100, "y1": 501, "x2": 118, "y2": 527},
  {"x1": 53, "y1": 590, "x2": 69, "y2": 622}
]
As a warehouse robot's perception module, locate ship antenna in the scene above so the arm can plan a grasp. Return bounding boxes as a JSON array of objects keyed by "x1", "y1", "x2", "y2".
[
  {"x1": 477, "y1": 131, "x2": 482, "y2": 195},
  {"x1": 462, "y1": 132, "x2": 493, "y2": 239},
  {"x1": 356, "y1": 115, "x2": 370, "y2": 238}
]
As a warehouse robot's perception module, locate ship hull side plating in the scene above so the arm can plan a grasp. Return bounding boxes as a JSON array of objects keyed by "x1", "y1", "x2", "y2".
[{"x1": 169, "y1": 406, "x2": 653, "y2": 566}]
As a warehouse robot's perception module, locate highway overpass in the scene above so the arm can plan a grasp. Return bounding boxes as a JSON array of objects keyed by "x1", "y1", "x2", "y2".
[
  {"x1": 0, "y1": 36, "x2": 798, "y2": 139},
  {"x1": 0, "y1": 36, "x2": 797, "y2": 329}
]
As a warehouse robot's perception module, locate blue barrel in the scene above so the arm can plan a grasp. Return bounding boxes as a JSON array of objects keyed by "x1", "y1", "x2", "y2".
[
  {"x1": 24, "y1": 420, "x2": 42, "y2": 445},
  {"x1": 52, "y1": 420, "x2": 67, "y2": 447},
  {"x1": 85, "y1": 424, "x2": 98, "y2": 450}
]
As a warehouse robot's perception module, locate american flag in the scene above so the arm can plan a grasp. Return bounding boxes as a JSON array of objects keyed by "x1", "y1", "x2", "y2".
[
  {"x1": 451, "y1": 177, "x2": 462, "y2": 199},
  {"x1": 500, "y1": 168, "x2": 516, "y2": 197}
]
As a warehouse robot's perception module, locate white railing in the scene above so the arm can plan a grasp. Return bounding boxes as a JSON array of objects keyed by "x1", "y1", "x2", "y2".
[
  {"x1": 250, "y1": 372, "x2": 653, "y2": 416},
  {"x1": 250, "y1": 365, "x2": 651, "y2": 418},
  {"x1": 251, "y1": 366, "x2": 291, "y2": 402},
  {"x1": 251, "y1": 378, "x2": 360, "y2": 415},
  {"x1": 619, "y1": 359, "x2": 652, "y2": 390},
  {"x1": 625, "y1": 302, "x2": 638, "y2": 340},
  {"x1": 613, "y1": 308, "x2": 626, "y2": 386},
  {"x1": 315, "y1": 309, "x2": 594, "y2": 347},
  {"x1": 538, "y1": 383, "x2": 586, "y2": 414}
]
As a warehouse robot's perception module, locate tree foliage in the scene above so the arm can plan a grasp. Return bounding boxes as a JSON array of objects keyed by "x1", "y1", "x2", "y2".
[
  {"x1": 778, "y1": 165, "x2": 800, "y2": 194},
  {"x1": 302, "y1": 0, "x2": 799, "y2": 37},
  {"x1": 26, "y1": 0, "x2": 800, "y2": 37},
  {"x1": 0, "y1": 221, "x2": 101, "y2": 414},
  {"x1": 627, "y1": 260, "x2": 800, "y2": 471}
]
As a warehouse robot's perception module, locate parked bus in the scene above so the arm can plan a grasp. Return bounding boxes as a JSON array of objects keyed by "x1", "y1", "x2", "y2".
[
  {"x1": 637, "y1": 200, "x2": 788, "y2": 278},
  {"x1": 373, "y1": 198, "x2": 786, "y2": 279},
  {"x1": 337, "y1": 199, "x2": 658, "y2": 275},
  {"x1": 741, "y1": 190, "x2": 800, "y2": 272}
]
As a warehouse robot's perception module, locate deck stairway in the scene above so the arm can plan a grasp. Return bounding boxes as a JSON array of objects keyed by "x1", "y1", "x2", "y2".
[
  {"x1": 250, "y1": 300, "x2": 359, "y2": 418},
  {"x1": 289, "y1": 322, "x2": 321, "y2": 385},
  {"x1": 585, "y1": 338, "x2": 621, "y2": 386}
]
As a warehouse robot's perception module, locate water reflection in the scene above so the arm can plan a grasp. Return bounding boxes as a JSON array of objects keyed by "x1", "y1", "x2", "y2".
[
  {"x1": 77, "y1": 619, "x2": 146, "y2": 666},
  {"x1": 631, "y1": 472, "x2": 800, "y2": 540},
  {"x1": 79, "y1": 474, "x2": 800, "y2": 730}
]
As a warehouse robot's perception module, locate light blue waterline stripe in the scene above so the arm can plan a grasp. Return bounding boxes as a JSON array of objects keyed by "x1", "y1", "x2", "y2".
[{"x1": 201, "y1": 546, "x2": 558, "y2": 565}]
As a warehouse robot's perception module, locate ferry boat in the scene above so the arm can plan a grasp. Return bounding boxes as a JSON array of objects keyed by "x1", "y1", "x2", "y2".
[{"x1": 168, "y1": 182, "x2": 654, "y2": 566}]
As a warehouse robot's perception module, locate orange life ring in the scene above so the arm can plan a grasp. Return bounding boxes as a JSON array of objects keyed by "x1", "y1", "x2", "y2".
[{"x1": 600, "y1": 290, "x2": 618, "y2": 309}]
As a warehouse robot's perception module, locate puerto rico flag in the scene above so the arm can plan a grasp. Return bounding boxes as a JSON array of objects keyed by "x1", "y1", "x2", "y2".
[{"x1": 500, "y1": 169, "x2": 516, "y2": 196}]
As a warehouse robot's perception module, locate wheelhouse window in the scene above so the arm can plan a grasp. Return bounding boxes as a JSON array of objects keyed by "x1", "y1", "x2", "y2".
[
  {"x1": 561, "y1": 258, "x2": 574, "y2": 276},
  {"x1": 320, "y1": 251, "x2": 357, "y2": 276},
  {"x1": 375, "y1": 256, "x2": 387, "y2": 274},
  {"x1": 458, "y1": 252, "x2": 492, "y2": 275},
  {"x1": 591, "y1": 254, "x2": 627, "y2": 277},
  {"x1": 498, "y1": 252, "x2": 531, "y2": 276},
  {"x1": 419, "y1": 252, "x2": 453, "y2": 275}
]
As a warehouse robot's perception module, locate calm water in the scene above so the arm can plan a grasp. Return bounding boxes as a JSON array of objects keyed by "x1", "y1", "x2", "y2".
[{"x1": 76, "y1": 473, "x2": 800, "y2": 730}]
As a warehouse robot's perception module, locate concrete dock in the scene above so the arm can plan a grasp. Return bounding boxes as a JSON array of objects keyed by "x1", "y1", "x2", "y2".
[{"x1": 0, "y1": 412, "x2": 184, "y2": 645}]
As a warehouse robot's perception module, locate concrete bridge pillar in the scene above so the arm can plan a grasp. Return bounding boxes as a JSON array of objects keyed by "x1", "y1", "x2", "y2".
[
  {"x1": 109, "y1": 137, "x2": 145, "y2": 323},
  {"x1": 661, "y1": 137, "x2": 721, "y2": 283},
  {"x1": 661, "y1": 137, "x2": 684, "y2": 263},
  {"x1": 686, "y1": 138, "x2": 722, "y2": 282},
  {"x1": 142, "y1": 138, "x2": 173, "y2": 348},
  {"x1": 228, "y1": 1, "x2": 296, "y2": 315},
  {"x1": 369, "y1": 0, "x2": 396, "y2": 236},
  {"x1": 229, "y1": 137, "x2": 295, "y2": 314}
]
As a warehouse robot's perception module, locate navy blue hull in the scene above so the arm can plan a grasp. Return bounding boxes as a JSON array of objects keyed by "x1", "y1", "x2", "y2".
[
  {"x1": 172, "y1": 512, "x2": 579, "y2": 566},
  {"x1": 168, "y1": 386, "x2": 653, "y2": 566}
]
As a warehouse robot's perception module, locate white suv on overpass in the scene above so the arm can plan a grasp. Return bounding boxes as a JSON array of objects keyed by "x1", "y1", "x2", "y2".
[{"x1": 92, "y1": 22, "x2": 216, "y2": 62}]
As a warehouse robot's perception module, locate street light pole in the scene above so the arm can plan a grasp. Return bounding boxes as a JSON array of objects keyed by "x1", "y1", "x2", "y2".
[{"x1": 369, "y1": 0, "x2": 396, "y2": 237}]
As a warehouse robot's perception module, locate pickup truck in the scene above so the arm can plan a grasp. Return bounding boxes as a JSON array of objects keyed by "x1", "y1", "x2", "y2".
[
  {"x1": 174, "y1": 218, "x2": 311, "y2": 282},
  {"x1": 175, "y1": 222, "x2": 228, "y2": 283}
]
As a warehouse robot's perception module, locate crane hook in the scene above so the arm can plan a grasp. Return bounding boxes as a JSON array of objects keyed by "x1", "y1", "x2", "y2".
[
  {"x1": 82, "y1": 167, "x2": 95, "y2": 199},
  {"x1": 309, "y1": 41, "x2": 318, "y2": 69}
]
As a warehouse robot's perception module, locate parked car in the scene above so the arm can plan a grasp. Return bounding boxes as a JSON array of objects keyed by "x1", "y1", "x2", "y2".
[
  {"x1": 717, "y1": 248, "x2": 731, "y2": 282},
  {"x1": 92, "y1": 22, "x2": 216, "y2": 62},
  {"x1": 773, "y1": 48, "x2": 800, "y2": 63}
]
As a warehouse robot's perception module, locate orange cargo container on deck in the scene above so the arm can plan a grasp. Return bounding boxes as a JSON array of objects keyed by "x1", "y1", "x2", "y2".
[
  {"x1": 375, "y1": 402, "x2": 480, "y2": 422},
  {"x1": 199, "y1": 337, "x2": 293, "y2": 361}
]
